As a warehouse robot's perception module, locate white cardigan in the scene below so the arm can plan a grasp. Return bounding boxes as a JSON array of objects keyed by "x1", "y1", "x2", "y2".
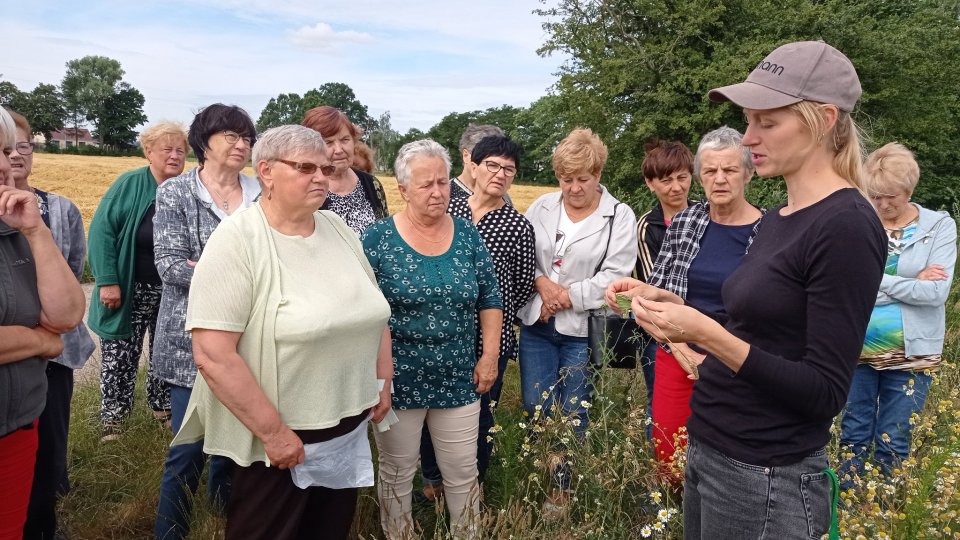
[{"x1": 517, "y1": 187, "x2": 637, "y2": 337}]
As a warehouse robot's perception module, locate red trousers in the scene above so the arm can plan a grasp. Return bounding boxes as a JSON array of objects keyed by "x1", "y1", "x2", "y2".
[
  {"x1": 0, "y1": 420, "x2": 39, "y2": 540},
  {"x1": 651, "y1": 347, "x2": 693, "y2": 485}
]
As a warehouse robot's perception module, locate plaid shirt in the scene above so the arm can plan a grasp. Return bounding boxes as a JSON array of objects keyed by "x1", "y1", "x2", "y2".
[{"x1": 648, "y1": 201, "x2": 763, "y2": 299}]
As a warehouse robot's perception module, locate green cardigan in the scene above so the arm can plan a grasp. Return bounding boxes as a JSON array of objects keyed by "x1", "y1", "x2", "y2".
[{"x1": 87, "y1": 166, "x2": 159, "y2": 339}]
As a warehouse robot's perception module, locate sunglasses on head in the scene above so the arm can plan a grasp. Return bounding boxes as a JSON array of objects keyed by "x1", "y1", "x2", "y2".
[{"x1": 275, "y1": 159, "x2": 336, "y2": 176}]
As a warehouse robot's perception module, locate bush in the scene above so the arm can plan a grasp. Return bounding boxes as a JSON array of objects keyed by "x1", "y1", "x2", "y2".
[{"x1": 39, "y1": 145, "x2": 144, "y2": 158}]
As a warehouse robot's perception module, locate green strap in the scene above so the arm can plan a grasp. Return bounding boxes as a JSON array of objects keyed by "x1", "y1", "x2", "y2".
[{"x1": 822, "y1": 468, "x2": 840, "y2": 540}]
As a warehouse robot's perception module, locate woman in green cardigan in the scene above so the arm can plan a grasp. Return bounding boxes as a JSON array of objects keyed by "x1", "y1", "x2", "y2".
[{"x1": 87, "y1": 121, "x2": 188, "y2": 440}]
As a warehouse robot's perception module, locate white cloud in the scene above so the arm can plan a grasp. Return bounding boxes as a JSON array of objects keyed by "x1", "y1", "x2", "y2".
[
  {"x1": 287, "y1": 22, "x2": 374, "y2": 49},
  {"x1": 2, "y1": 1, "x2": 566, "y2": 132}
]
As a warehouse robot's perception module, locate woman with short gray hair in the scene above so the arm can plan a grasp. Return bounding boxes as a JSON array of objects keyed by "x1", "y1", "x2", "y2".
[
  {"x1": 606, "y1": 125, "x2": 762, "y2": 490},
  {"x1": 363, "y1": 138, "x2": 502, "y2": 539},
  {"x1": 175, "y1": 124, "x2": 393, "y2": 539}
]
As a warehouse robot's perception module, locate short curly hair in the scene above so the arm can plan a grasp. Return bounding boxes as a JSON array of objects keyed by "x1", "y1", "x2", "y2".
[
  {"x1": 863, "y1": 142, "x2": 920, "y2": 196},
  {"x1": 552, "y1": 128, "x2": 607, "y2": 179}
]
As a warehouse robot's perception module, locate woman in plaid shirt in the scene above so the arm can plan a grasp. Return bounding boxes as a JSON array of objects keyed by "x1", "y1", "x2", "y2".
[{"x1": 607, "y1": 126, "x2": 762, "y2": 490}]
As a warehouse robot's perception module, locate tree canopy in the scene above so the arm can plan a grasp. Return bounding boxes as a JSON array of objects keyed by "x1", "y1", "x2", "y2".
[
  {"x1": 60, "y1": 56, "x2": 146, "y2": 149},
  {"x1": 257, "y1": 82, "x2": 375, "y2": 133},
  {"x1": 1, "y1": 80, "x2": 67, "y2": 142},
  {"x1": 535, "y1": 0, "x2": 960, "y2": 210}
]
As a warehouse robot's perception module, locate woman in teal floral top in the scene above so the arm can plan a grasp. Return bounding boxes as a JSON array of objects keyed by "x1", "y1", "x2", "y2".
[{"x1": 362, "y1": 139, "x2": 502, "y2": 540}]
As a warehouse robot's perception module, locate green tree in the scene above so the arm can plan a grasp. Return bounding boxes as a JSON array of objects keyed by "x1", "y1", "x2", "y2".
[
  {"x1": 513, "y1": 95, "x2": 568, "y2": 184},
  {"x1": 365, "y1": 111, "x2": 400, "y2": 172},
  {"x1": 536, "y1": 0, "x2": 960, "y2": 209},
  {"x1": 19, "y1": 83, "x2": 67, "y2": 140},
  {"x1": 61, "y1": 55, "x2": 124, "y2": 146},
  {"x1": 257, "y1": 83, "x2": 376, "y2": 135},
  {"x1": 302, "y1": 82, "x2": 375, "y2": 133},
  {"x1": 98, "y1": 83, "x2": 147, "y2": 149},
  {"x1": 0, "y1": 80, "x2": 24, "y2": 108},
  {"x1": 426, "y1": 110, "x2": 478, "y2": 172},
  {"x1": 256, "y1": 92, "x2": 304, "y2": 132},
  {"x1": 375, "y1": 127, "x2": 425, "y2": 174}
]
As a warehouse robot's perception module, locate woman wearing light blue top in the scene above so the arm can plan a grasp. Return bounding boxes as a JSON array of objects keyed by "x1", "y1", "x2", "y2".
[{"x1": 839, "y1": 142, "x2": 957, "y2": 487}]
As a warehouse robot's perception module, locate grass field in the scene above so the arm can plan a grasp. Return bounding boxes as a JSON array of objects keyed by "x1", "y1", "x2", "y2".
[
  {"x1": 28, "y1": 153, "x2": 557, "y2": 229},
  {"x1": 26, "y1": 155, "x2": 960, "y2": 539}
]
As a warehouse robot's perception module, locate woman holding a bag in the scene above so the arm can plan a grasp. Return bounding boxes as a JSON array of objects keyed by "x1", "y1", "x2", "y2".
[{"x1": 516, "y1": 128, "x2": 636, "y2": 514}]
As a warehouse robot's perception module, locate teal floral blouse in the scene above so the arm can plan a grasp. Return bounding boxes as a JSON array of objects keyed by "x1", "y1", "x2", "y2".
[{"x1": 362, "y1": 216, "x2": 502, "y2": 409}]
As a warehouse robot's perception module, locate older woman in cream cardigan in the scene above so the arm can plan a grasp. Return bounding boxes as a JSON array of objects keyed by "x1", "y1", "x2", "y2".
[{"x1": 174, "y1": 125, "x2": 393, "y2": 540}]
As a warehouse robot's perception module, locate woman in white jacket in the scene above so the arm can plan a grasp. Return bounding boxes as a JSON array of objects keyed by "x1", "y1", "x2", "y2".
[
  {"x1": 516, "y1": 128, "x2": 637, "y2": 513},
  {"x1": 839, "y1": 142, "x2": 958, "y2": 487}
]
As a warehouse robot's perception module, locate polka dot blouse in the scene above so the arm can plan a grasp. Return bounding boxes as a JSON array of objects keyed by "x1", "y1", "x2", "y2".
[{"x1": 448, "y1": 197, "x2": 536, "y2": 361}]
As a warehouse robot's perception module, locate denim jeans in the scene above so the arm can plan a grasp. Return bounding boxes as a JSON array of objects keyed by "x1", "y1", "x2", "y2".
[
  {"x1": 684, "y1": 437, "x2": 833, "y2": 540},
  {"x1": 839, "y1": 364, "x2": 933, "y2": 486},
  {"x1": 155, "y1": 385, "x2": 233, "y2": 540},
  {"x1": 420, "y1": 353, "x2": 510, "y2": 487},
  {"x1": 518, "y1": 320, "x2": 591, "y2": 490},
  {"x1": 518, "y1": 320, "x2": 591, "y2": 432}
]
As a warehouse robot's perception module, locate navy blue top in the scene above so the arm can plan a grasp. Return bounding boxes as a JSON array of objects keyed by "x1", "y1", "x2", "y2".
[{"x1": 685, "y1": 221, "x2": 756, "y2": 323}]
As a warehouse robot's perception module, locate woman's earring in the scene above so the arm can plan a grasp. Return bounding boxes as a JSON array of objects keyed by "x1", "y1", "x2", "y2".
[{"x1": 268, "y1": 188, "x2": 273, "y2": 201}]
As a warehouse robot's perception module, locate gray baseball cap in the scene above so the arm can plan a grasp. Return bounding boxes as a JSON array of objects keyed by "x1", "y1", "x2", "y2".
[{"x1": 709, "y1": 41, "x2": 861, "y2": 112}]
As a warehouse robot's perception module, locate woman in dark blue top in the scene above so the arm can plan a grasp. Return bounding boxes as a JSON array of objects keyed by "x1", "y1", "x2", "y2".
[{"x1": 609, "y1": 126, "x2": 762, "y2": 487}]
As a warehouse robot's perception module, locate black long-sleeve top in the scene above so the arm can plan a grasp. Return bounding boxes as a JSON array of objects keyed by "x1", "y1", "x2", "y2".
[{"x1": 687, "y1": 189, "x2": 885, "y2": 466}]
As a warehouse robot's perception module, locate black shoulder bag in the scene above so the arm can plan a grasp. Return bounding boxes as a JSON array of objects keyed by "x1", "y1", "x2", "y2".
[{"x1": 587, "y1": 203, "x2": 645, "y2": 369}]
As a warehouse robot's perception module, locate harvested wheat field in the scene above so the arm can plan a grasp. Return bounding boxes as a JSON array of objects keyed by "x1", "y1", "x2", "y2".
[{"x1": 29, "y1": 154, "x2": 557, "y2": 227}]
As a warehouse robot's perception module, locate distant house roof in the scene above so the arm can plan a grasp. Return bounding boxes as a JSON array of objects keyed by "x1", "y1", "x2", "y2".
[{"x1": 50, "y1": 128, "x2": 95, "y2": 143}]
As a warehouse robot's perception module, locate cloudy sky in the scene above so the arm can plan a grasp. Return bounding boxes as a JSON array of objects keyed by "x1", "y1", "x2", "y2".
[{"x1": 1, "y1": 1, "x2": 565, "y2": 133}]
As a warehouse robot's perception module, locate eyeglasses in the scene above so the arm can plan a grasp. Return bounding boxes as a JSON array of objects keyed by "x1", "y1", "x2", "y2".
[
  {"x1": 483, "y1": 160, "x2": 517, "y2": 177},
  {"x1": 276, "y1": 159, "x2": 336, "y2": 176},
  {"x1": 15, "y1": 142, "x2": 35, "y2": 156},
  {"x1": 221, "y1": 131, "x2": 253, "y2": 146}
]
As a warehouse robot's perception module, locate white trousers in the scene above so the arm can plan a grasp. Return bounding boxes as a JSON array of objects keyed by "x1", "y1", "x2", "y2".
[{"x1": 375, "y1": 400, "x2": 481, "y2": 539}]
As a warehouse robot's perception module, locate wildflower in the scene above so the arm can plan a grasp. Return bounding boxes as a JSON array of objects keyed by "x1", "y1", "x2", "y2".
[
  {"x1": 640, "y1": 526, "x2": 652, "y2": 538},
  {"x1": 570, "y1": 397, "x2": 578, "y2": 404},
  {"x1": 881, "y1": 433, "x2": 891, "y2": 443},
  {"x1": 581, "y1": 400, "x2": 592, "y2": 409},
  {"x1": 657, "y1": 509, "x2": 670, "y2": 522},
  {"x1": 653, "y1": 521, "x2": 664, "y2": 532},
  {"x1": 518, "y1": 422, "x2": 527, "y2": 429},
  {"x1": 486, "y1": 436, "x2": 493, "y2": 443}
]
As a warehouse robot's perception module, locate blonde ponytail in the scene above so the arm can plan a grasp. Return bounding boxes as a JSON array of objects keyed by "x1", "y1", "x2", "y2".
[{"x1": 790, "y1": 102, "x2": 866, "y2": 192}]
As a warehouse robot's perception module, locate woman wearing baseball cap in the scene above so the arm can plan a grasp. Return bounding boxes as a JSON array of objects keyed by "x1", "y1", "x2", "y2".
[{"x1": 610, "y1": 41, "x2": 887, "y2": 537}]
